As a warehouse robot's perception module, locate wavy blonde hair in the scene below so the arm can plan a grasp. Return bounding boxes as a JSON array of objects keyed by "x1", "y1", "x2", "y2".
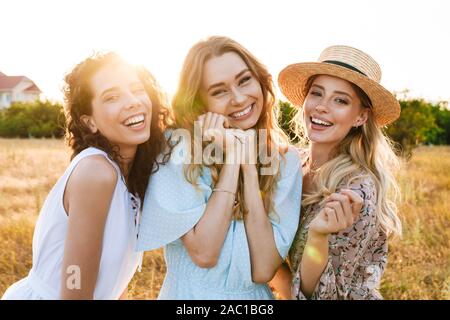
[
  {"x1": 171, "y1": 36, "x2": 289, "y2": 220},
  {"x1": 292, "y1": 75, "x2": 402, "y2": 238}
]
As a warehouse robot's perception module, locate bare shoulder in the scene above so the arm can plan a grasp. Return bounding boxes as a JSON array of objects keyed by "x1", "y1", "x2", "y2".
[
  {"x1": 66, "y1": 155, "x2": 119, "y2": 201},
  {"x1": 64, "y1": 155, "x2": 119, "y2": 216},
  {"x1": 70, "y1": 155, "x2": 118, "y2": 187}
]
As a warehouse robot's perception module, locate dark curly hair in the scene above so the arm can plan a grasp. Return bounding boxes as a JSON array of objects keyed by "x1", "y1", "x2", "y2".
[{"x1": 63, "y1": 52, "x2": 172, "y2": 201}]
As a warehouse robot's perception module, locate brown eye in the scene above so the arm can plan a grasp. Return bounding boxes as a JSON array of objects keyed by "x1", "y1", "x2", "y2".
[
  {"x1": 336, "y1": 98, "x2": 349, "y2": 105},
  {"x1": 211, "y1": 89, "x2": 226, "y2": 97},
  {"x1": 238, "y1": 76, "x2": 251, "y2": 86},
  {"x1": 104, "y1": 95, "x2": 119, "y2": 102}
]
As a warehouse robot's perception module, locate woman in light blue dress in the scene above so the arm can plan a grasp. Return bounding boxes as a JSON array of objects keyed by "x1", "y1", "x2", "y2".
[{"x1": 137, "y1": 36, "x2": 302, "y2": 299}]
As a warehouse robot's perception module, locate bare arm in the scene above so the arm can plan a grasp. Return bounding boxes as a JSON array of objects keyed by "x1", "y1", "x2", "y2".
[
  {"x1": 181, "y1": 112, "x2": 242, "y2": 268},
  {"x1": 60, "y1": 156, "x2": 117, "y2": 299},
  {"x1": 299, "y1": 190, "x2": 363, "y2": 298},
  {"x1": 242, "y1": 164, "x2": 282, "y2": 283},
  {"x1": 181, "y1": 163, "x2": 240, "y2": 268},
  {"x1": 299, "y1": 231, "x2": 330, "y2": 298},
  {"x1": 269, "y1": 262, "x2": 293, "y2": 300}
]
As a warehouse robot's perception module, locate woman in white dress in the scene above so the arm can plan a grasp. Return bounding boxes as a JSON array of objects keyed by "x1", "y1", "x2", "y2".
[{"x1": 1, "y1": 52, "x2": 170, "y2": 299}]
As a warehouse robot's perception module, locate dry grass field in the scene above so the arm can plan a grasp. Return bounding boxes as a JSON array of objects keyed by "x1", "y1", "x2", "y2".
[{"x1": 0, "y1": 138, "x2": 449, "y2": 299}]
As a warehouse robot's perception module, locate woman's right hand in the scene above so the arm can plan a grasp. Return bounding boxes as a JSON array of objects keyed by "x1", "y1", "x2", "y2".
[
  {"x1": 197, "y1": 112, "x2": 244, "y2": 163},
  {"x1": 308, "y1": 189, "x2": 364, "y2": 239},
  {"x1": 197, "y1": 112, "x2": 230, "y2": 149}
]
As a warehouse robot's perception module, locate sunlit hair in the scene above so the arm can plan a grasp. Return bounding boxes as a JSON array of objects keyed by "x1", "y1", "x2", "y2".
[
  {"x1": 292, "y1": 75, "x2": 402, "y2": 238},
  {"x1": 171, "y1": 36, "x2": 289, "y2": 219},
  {"x1": 63, "y1": 52, "x2": 172, "y2": 201}
]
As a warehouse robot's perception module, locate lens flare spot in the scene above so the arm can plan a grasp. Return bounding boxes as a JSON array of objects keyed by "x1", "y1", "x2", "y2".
[{"x1": 304, "y1": 244, "x2": 324, "y2": 264}]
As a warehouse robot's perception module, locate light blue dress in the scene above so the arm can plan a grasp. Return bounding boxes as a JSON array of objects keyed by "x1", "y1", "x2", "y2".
[{"x1": 137, "y1": 137, "x2": 303, "y2": 300}]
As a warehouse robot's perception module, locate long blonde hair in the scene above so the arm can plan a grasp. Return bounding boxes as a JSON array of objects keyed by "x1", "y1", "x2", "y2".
[
  {"x1": 171, "y1": 36, "x2": 289, "y2": 219},
  {"x1": 293, "y1": 75, "x2": 402, "y2": 238}
]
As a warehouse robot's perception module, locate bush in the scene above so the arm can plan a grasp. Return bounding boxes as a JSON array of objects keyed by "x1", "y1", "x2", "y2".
[
  {"x1": 0, "y1": 100, "x2": 65, "y2": 138},
  {"x1": 386, "y1": 99, "x2": 448, "y2": 153}
]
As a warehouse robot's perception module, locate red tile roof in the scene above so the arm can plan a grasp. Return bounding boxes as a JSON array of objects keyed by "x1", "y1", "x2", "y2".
[
  {"x1": 0, "y1": 72, "x2": 41, "y2": 93},
  {"x1": 0, "y1": 76, "x2": 26, "y2": 90},
  {"x1": 24, "y1": 83, "x2": 41, "y2": 92}
]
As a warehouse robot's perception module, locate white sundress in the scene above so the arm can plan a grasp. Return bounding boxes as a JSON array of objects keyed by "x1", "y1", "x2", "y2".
[{"x1": 1, "y1": 147, "x2": 142, "y2": 300}]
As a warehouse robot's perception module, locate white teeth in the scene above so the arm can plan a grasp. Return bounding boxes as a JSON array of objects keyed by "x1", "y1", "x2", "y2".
[
  {"x1": 230, "y1": 104, "x2": 253, "y2": 119},
  {"x1": 124, "y1": 114, "x2": 144, "y2": 126},
  {"x1": 311, "y1": 117, "x2": 333, "y2": 126}
]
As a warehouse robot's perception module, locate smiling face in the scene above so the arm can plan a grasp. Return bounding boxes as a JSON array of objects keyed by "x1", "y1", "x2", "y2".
[
  {"x1": 82, "y1": 63, "x2": 152, "y2": 154},
  {"x1": 200, "y1": 52, "x2": 264, "y2": 129},
  {"x1": 302, "y1": 75, "x2": 369, "y2": 148}
]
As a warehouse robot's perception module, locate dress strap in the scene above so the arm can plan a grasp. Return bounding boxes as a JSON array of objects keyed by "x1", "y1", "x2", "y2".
[{"x1": 68, "y1": 147, "x2": 125, "y2": 183}]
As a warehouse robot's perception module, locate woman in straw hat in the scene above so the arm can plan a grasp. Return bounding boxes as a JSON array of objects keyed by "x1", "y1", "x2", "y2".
[
  {"x1": 136, "y1": 36, "x2": 302, "y2": 299},
  {"x1": 271, "y1": 45, "x2": 402, "y2": 299}
]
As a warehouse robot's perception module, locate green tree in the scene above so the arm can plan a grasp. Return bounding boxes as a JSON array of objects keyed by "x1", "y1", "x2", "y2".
[
  {"x1": 385, "y1": 99, "x2": 442, "y2": 153},
  {"x1": 0, "y1": 100, "x2": 65, "y2": 138},
  {"x1": 429, "y1": 101, "x2": 450, "y2": 145},
  {"x1": 277, "y1": 100, "x2": 299, "y2": 143}
]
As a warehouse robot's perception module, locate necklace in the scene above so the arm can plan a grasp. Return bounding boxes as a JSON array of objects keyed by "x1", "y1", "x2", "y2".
[{"x1": 303, "y1": 155, "x2": 321, "y2": 174}]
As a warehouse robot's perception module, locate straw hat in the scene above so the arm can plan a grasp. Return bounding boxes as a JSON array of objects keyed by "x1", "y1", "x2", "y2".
[{"x1": 278, "y1": 45, "x2": 400, "y2": 126}]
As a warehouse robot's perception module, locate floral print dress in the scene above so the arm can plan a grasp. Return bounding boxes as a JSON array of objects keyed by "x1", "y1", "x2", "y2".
[{"x1": 288, "y1": 151, "x2": 388, "y2": 300}]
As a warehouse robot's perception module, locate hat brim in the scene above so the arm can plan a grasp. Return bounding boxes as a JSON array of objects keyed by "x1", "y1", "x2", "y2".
[{"x1": 278, "y1": 62, "x2": 400, "y2": 127}]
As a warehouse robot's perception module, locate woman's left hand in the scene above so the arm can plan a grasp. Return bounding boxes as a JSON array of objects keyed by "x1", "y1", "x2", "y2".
[
  {"x1": 232, "y1": 129, "x2": 257, "y2": 169},
  {"x1": 324, "y1": 189, "x2": 364, "y2": 232},
  {"x1": 308, "y1": 189, "x2": 364, "y2": 238}
]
